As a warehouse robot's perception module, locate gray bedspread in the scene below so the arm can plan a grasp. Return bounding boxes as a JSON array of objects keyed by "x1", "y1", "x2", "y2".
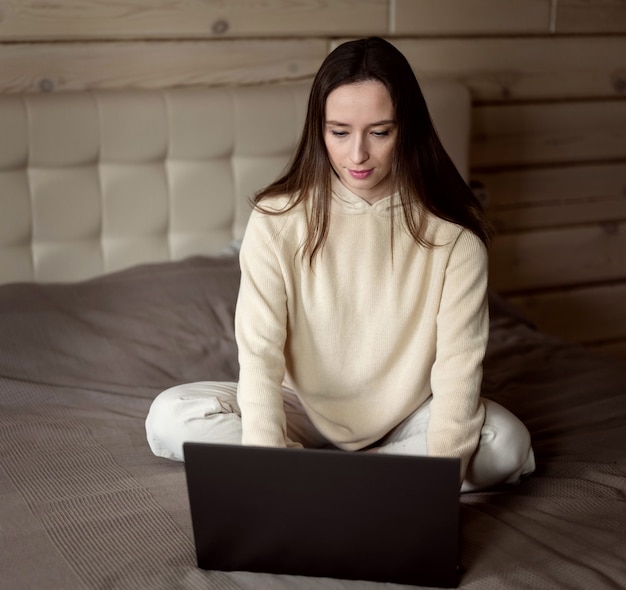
[{"x1": 1, "y1": 257, "x2": 624, "y2": 590}]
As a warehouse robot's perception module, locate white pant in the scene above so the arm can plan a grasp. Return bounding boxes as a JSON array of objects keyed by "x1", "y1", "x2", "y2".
[{"x1": 146, "y1": 382, "x2": 535, "y2": 492}]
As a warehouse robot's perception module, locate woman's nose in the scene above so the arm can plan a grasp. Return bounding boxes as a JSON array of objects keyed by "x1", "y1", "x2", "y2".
[{"x1": 350, "y1": 137, "x2": 369, "y2": 164}]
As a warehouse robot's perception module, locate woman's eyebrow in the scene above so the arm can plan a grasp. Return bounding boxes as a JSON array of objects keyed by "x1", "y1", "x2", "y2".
[{"x1": 325, "y1": 119, "x2": 396, "y2": 127}]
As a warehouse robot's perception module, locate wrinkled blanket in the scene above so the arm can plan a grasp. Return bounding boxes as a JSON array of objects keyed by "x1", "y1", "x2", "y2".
[{"x1": 1, "y1": 257, "x2": 624, "y2": 589}]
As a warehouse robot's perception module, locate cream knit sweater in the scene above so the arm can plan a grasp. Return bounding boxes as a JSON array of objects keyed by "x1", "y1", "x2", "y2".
[{"x1": 235, "y1": 177, "x2": 488, "y2": 476}]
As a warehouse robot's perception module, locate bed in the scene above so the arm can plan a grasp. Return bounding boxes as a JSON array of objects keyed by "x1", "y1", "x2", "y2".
[{"x1": 1, "y1": 80, "x2": 624, "y2": 590}]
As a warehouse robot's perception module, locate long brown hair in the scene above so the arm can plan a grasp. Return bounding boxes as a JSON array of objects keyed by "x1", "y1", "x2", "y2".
[{"x1": 254, "y1": 37, "x2": 492, "y2": 263}]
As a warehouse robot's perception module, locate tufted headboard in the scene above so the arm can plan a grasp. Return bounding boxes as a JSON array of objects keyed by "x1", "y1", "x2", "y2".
[{"x1": 0, "y1": 79, "x2": 470, "y2": 284}]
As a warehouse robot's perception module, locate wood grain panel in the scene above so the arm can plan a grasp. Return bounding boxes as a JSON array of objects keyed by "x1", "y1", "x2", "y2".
[
  {"x1": 0, "y1": 40, "x2": 326, "y2": 93},
  {"x1": 0, "y1": 0, "x2": 387, "y2": 40},
  {"x1": 3, "y1": 35, "x2": 622, "y2": 100},
  {"x1": 489, "y1": 222, "x2": 626, "y2": 292},
  {"x1": 393, "y1": 0, "x2": 550, "y2": 34},
  {"x1": 394, "y1": 37, "x2": 626, "y2": 101},
  {"x1": 471, "y1": 101, "x2": 626, "y2": 169},
  {"x1": 475, "y1": 163, "x2": 626, "y2": 231},
  {"x1": 555, "y1": 0, "x2": 626, "y2": 33},
  {"x1": 508, "y1": 283, "x2": 626, "y2": 343}
]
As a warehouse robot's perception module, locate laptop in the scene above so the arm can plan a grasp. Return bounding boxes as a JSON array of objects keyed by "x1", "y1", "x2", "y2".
[{"x1": 183, "y1": 442, "x2": 461, "y2": 588}]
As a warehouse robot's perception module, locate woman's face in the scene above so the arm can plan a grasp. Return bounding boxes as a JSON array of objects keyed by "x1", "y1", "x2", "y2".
[{"x1": 324, "y1": 80, "x2": 397, "y2": 204}]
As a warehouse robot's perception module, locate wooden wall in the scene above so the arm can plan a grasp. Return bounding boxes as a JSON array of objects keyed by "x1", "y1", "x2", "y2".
[{"x1": 1, "y1": 0, "x2": 625, "y2": 360}]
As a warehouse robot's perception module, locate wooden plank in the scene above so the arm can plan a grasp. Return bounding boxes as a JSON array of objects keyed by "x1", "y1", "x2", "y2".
[
  {"x1": 0, "y1": 0, "x2": 387, "y2": 40},
  {"x1": 471, "y1": 101, "x2": 626, "y2": 169},
  {"x1": 474, "y1": 163, "x2": 626, "y2": 231},
  {"x1": 508, "y1": 283, "x2": 626, "y2": 343},
  {"x1": 0, "y1": 40, "x2": 326, "y2": 93},
  {"x1": 4, "y1": 35, "x2": 624, "y2": 100},
  {"x1": 489, "y1": 222, "x2": 626, "y2": 292},
  {"x1": 393, "y1": 37, "x2": 626, "y2": 101},
  {"x1": 555, "y1": 0, "x2": 626, "y2": 33},
  {"x1": 393, "y1": 0, "x2": 551, "y2": 34}
]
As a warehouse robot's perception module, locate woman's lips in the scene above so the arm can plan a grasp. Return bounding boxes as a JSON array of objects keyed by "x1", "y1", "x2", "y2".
[{"x1": 348, "y1": 169, "x2": 373, "y2": 180}]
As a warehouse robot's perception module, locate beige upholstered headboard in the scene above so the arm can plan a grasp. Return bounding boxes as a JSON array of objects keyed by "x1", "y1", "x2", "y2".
[{"x1": 0, "y1": 79, "x2": 470, "y2": 284}]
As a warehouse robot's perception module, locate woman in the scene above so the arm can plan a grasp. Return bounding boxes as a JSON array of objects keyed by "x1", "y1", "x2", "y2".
[{"x1": 146, "y1": 37, "x2": 535, "y2": 492}]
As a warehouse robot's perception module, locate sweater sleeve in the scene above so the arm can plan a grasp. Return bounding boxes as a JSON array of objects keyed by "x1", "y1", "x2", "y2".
[
  {"x1": 235, "y1": 211, "x2": 289, "y2": 447},
  {"x1": 428, "y1": 229, "x2": 488, "y2": 480}
]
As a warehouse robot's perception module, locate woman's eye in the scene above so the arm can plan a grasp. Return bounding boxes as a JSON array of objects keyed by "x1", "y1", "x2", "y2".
[
  {"x1": 331, "y1": 130, "x2": 347, "y2": 137},
  {"x1": 372, "y1": 130, "x2": 389, "y2": 138}
]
